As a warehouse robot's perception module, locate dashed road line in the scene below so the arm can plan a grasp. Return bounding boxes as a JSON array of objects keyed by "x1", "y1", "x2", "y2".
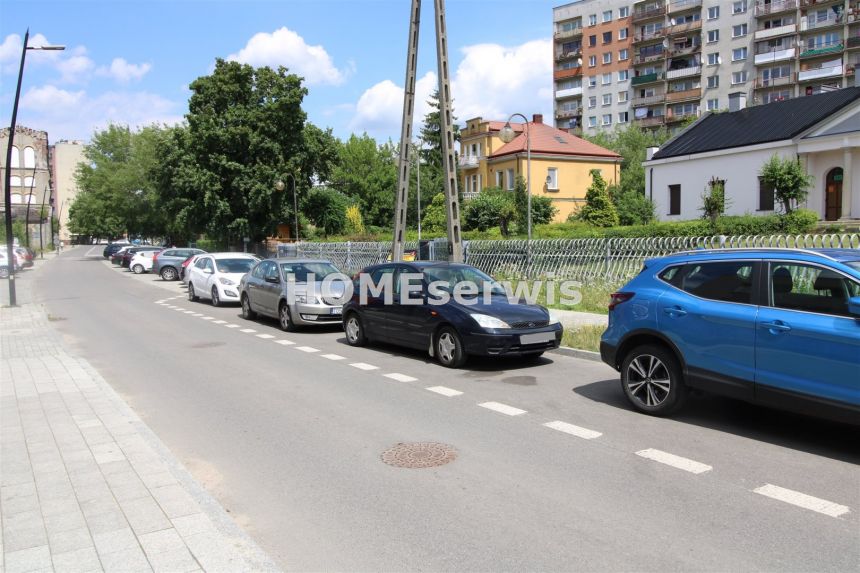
[
  {"x1": 239, "y1": 328, "x2": 256, "y2": 333},
  {"x1": 384, "y1": 373, "x2": 417, "y2": 383},
  {"x1": 479, "y1": 402, "x2": 527, "y2": 416},
  {"x1": 753, "y1": 484, "x2": 850, "y2": 518},
  {"x1": 200, "y1": 316, "x2": 214, "y2": 320},
  {"x1": 349, "y1": 362, "x2": 378, "y2": 371},
  {"x1": 224, "y1": 324, "x2": 240, "y2": 328},
  {"x1": 426, "y1": 386, "x2": 462, "y2": 397},
  {"x1": 213, "y1": 320, "x2": 227, "y2": 324},
  {"x1": 274, "y1": 339, "x2": 295, "y2": 346},
  {"x1": 295, "y1": 346, "x2": 320, "y2": 353},
  {"x1": 636, "y1": 449, "x2": 712, "y2": 474},
  {"x1": 543, "y1": 421, "x2": 602, "y2": 440},
  {"x1": 183, "y1": 311, "x2": 195, "y2": 314},
  {"x1": 320, "y1": 354, "x2": 345, "y2": 360},
  {"x1": 190, "y1": 313, "x2": 203, "y2": 317},
  {"x1": 256, "y1": 334, "x2": 275, "y2": 339}
]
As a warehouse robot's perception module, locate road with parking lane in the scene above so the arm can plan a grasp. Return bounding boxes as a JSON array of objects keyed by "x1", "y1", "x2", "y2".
[{"x1": 29, "y1": 246, "x2": 860, "y2": 571}]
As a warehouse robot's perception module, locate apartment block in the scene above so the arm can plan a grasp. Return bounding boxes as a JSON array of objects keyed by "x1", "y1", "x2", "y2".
[{"x1": 553, "y1": 0, "x2": 860, "y2": 136}]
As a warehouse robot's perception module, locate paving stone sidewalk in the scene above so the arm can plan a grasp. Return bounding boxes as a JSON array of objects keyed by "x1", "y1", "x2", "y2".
[{"x1": 1, "y1": 257, "x2": 279, "y2": 573}]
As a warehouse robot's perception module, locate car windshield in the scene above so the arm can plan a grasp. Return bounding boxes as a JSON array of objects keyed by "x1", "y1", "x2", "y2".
[
  {"x1": 280, "y1": 262, "x2": 340, "y2": 283},
  {"x1": 422, "y1": 265, "x2": 507, "y2": 296},
  {"x1": 216, "y1": 258, "x2": 256, "y2": 273}
]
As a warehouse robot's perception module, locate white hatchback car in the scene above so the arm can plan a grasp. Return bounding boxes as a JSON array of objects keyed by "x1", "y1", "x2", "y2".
[
  {"x1": 187, "y1": 253, "x2": 260, "y2": 306},
  {"x1": 129, "y1": 250, "x2": 159, "y2": 274}
]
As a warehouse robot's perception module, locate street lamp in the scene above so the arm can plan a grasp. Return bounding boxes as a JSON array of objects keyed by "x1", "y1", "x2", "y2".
[
  {"x1": 498, "y1": 113, "x2": 532, "y2": 263},
  {"x1": 275, "y1": 173, "x2": 299, "y2": 242},
  {"x1": 3, "y1": 29, "x2": 64, "y2": 306}
]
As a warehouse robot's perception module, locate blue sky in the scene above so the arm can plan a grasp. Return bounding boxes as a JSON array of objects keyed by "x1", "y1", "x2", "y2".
[{"x1": 1, "y1": 0, "x2": 565, "y2": 144}]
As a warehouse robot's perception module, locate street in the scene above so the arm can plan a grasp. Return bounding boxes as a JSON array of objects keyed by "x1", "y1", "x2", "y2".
[{"x1": 24, "y1": 246, "x2": 860, "y2": 571}]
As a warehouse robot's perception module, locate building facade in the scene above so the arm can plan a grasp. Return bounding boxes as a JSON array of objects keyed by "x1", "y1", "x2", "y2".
[
  {"x1": 50, "y1": 141, "x2": 87, "y2": 245},
  {"x1": 458, "y1": 114, "x2": 621, "y2": 222},
  {"x1": 554, "y1": 0, "x2": 860, "y2": 137},
  {"x1": 0, "y1": 126, "x2": 53, "y2": 247}
]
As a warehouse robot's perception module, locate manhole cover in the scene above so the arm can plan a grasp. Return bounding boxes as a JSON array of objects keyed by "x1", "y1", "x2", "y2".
[{"x1": 381, "y1": 442, "x2": 457, "y2": 469}]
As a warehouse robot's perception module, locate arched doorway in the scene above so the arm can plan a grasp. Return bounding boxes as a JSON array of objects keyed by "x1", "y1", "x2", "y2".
[{"x1": 825, "y1": 167, "x2": 843, "y2": 221}]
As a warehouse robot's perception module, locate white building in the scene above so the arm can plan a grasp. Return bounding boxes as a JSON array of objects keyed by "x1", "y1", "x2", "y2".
[{"x1": 644, "y1": 86, "x2": 860, "y2": 221}]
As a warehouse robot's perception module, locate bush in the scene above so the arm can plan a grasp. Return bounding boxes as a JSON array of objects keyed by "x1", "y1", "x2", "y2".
[
  {"x1": 613, "y1": 189, "x2": 655, "y2": 226},
  {"x1": 464, "y1": 188, "x2": 517, "y2": 235},
  {"x1": 577, "y1": 169, "x2": 619, "y2": 227},
  {"x1": 305, "y1": 188, "x2": 349, "y2": 236},
  {"x1": 421, "y1": 193, "x2": 448, "y2": 233},
  {"x1": 344, "y1": 205, "x2": 365, "y2": 235}
]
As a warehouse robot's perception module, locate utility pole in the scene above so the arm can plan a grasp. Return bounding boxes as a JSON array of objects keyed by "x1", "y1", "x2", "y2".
[{"x1": 391, "y1": 0, "x2": 462, "y2": 262}]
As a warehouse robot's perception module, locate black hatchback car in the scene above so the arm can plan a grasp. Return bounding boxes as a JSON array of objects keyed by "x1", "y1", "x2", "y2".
[{"x1": 342, "y1": 262, "x2": 563, "y2": 367}]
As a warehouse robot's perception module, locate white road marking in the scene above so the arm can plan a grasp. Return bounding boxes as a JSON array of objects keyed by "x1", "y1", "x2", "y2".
[
  {"x1": 636, "y1": 449, "x2": 712, "y2": 474},
  {"x1": 240, "y1": 328, "x2": 256, "y2": 333},
  {"x1": 753, "y1": 484, "x2": 850, "y2": 518},
  {"x1": 256, "y1": 334, "x2": 275, "y2": 339},
  {"x1": 274, "y1": 339, "x2": 295, "y2": 346},
  {"x1": 190, "y1": 313, "x2": 203, "y2": 317},
  {"x1": 543, "y1": 421, "x2": 602, "y2": 440},
  {"x1": 224, "y1": 324, "x2": 240, "y2": 328},
  {"x1": 384, "y1": 373, "x2": 417, "y2": 383},
  {"x1": 213, "y1": 320, "x2": 227, "y2": 324},
  {"x1": 349, "y1": 362, "x2": 378, "y2": 371},
  {"x1": 296, "y1": 346, "x2": 320, "y2": 353},
  {"x1": 200, "y1": 316, "x2": 214, "y2": 320},
  {"x1": 183, "y1": 311, "x2": 195, "y2": 314},
  {"x1": 321, "y1": 354, "x2": 345, "y2": 360},
  {"x1": 426, "y1": 386, "x2": 462, "y2": 397},
  {"x1": 479, "y1": 402, "x2": 527, "y2": 416},
  {"x1": 166, "y1": 306, "x2": 177, "y2": 309}
]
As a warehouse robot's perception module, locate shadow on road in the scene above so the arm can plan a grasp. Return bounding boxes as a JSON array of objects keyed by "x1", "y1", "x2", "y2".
[{"x1": 574, "y1": 379, "x2": 860, "y2": 464}]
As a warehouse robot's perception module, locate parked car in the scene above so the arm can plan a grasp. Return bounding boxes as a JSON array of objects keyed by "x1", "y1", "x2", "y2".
[
  {"x1": 0, "y1": 250, "x2": 10, "y2": 278},
  {"x1": 179, "y1": 254, "x2": 202, "y2": 284},
  {"x1": 342, "y1": 262, "x2": 563, "y2": 368},
  {"x1": 103, "y1": 241, "x2": 129, "y2": 259},
  {"x1": 129, "y1": 250, "x2": 160, "y2": 274},
  {"x1": 152, "y1": 248, "x2": 206, "y2": 281},
  {"x1": 188, "y1": 253, "x2": 260, "y2": 306},
  {"x1": 600, "y1": 248, "x2": 860, "y2": 424},
  {"x1": 239, "y1": 259, "x2": 345, "y2": 330},
  {"x1": 110, "y1": 245, "x2": 136, "y2": 265},
  {"x1": 121, "y1": 246, "x2": 161, "y2": 269},
  {"x1": 14, "y1": 247, "x2": 34, "y2": 268}
]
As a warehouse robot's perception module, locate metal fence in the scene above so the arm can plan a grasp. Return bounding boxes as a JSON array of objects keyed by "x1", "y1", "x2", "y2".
[{"x1": 288, "y1": 234, "x2": 860, "y2": 283}]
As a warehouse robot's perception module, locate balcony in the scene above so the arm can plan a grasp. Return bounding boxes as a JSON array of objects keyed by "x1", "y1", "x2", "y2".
[
  {"x1": 801, "y1": 14, "x2": 845, "y2": 31},
  {"x1": 554, "y1": 27, "x2": 583, "y2": 40},
  {"x1": 798, "y1": 63, "x2": 844, "y2": 81},
  {"x1": 666, "y1": 65, "x2": 702, "y2": 79},
  {"x1": 555, "y1": 49, "x2": 582, "y2": 62},
  {"x1": 458, "y1": 155, "x2": 482, "y2": 168},
  {"x1": 632, "y1": 71, "x2": 666, "y2": 85},
  {"x1": 634, "y1": 50, "x2": 667, "y2": 64},
  {"x1": 754, "y1": 74, "x2": 794, "y2": 88},
  {"x1": 632, "y1": 93, "x2": 667, "y2": 106},
  {"x1": 666, "y1": 110, "x2": 699, "y2": 122},
  {"x1": 566, "y1": 126, "x2": 584, "y2": 137},
  {"x1": 799, "y1": 43, "x2": 844, "y2": 58},
  {"x1": 554, "y1": 67, "x2": 582, "y2": 80},
  {"x1": 801, "y1": 0, "x2": 844, "y2": 7},
  {"x1": 636, "y1": 116, "x2": 667, "y2": 127},
  {"x1": 556, "y1": 86, "x2": 583, "y2": 98},
  {"x1": 755, "y1": 47, "x2": 796, "y2": 64},
  {"x1": 848, "y1": 35, "x2": 860, "y2": 49},
  {"x1": 555, "y1": 107, "x2": 583, "y2": 119},
  {"x1": 669, "y1": 0, "x2": 702, "y2": 13},
  {"x1": 634, "y1": 29, "x2": 667, "y2": 43},
  {"x1": 633, "y1": 3, "x2": 667, "y2": 22},
  {"x1": 754, "y1": 23, "x2": 797, "y2": 40},
  {"x1": 670, "y1": 44, "x2": 702, "y2": 57},
  {"x1": 666, "y1": 19, "x2": 702, "y2": 36},
  {"x1": 666, "y1": 88, "x2": 702, "y2": 103},
  {"x1": 755, "y1": 0, "x2": 798, "y2": 17}
]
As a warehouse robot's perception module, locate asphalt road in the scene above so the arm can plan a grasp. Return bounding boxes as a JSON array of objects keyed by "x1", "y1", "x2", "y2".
[{"x1": 25, "y1": 246, "x2": 860, "y2": 571}]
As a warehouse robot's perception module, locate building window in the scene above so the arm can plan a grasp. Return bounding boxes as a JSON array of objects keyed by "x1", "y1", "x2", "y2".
[
  {"x1": 707, "y1": 52, "x2": 720, "y2": 66},
  {"x1": 619, "y1": 6, "x2": 629, "y2": 18},
  {"x1": 506, "y1": 169, "x2": 515, "y2": 190},
  {"x1": 588, "y1": 116, "x2": 597, "y2": 127},
  {"x1": 758, "y1": 177, "x2": 775, "y2": 211},
  {"x1": 588, "y1": 75, "x2": 597, "y2": 87},
  {"x1": 731, "y1": 71, "x2": 748, "y2": 84},
  {"x1": 602, "y1": 93, "x2": 612, "y2": 106},
  {"x1": 603, "y1": 52, "x2": 612, "y2": 64},
  {"x1": 496, "y1": 171, "x2": 503, "y2": 187},
  {"x1": 707, "y1": 75, "x2": 719, "y2": 88},
  {"x1": 10, "y1": 146, "x2": 20, "y2": 168},
  {"x1": 602, "y1": 31, "x2": 612, "y2": 44},
  {"x1": 618, "y1": 91, "x2": 628, "y2": 102},
  {"x1": 707, "y1": 30, "x2": 719, "y2": 43},
  {"x1": 588, "y1": 55, "x2": 597, "y2": 67},
  {"x1": 602, "y1": 114, "x2": 612, "y2": 126},
  {"x1": 619, "y1": 48, "x2": 629, "y2": 61},
  {"x1": 732, "y1": 0, "x2": 748, "y2": 14},
  {"x1": 669, "y1": 185, "x2": 681, "y2": 215},
  {"x1": 602, "y1": 73, "x2": 612, "y2": 85},
  {"x1": 589, "y1": 35, "x2": 597, "y2": 47},
  {"x1": 619, "y1": 27, "x2": 628, "y2": 40},
  {"x1": 10, "y1": 176, "x2": 21, "y2": 187},
  {"x1": 603, "y1": 10, "x2": 612, "y2": 23},
  {"x1": 732, "y1": 24, "x2": 748, "y2": 38},
  {"x1": 588, "y1": 96, "x2": 597, "y2": 108},
  {"x1": 618, "y1": 111, "x2": 629, "y2": 123},
  {"x1": 589, "y1": 14, "x2": 597, "y2": 26},
  {"x1": 547, "y1": 167, "x2": 559, "y2": 190},
  {"x1": 707, "y1": 98, "x2": 719, "y2": 110},
  {"x1": 618, "y1": 69, "x2": 629, "y2": 81},
  {"x1": 732, "y1": 47, "x2": 747, "y2": 61},
  {"x1": 23, "y1": 146, "x2": 36, "y2": 169},
  {"x1": 23, "y1": 176, "x2": 34, "y2": 188},
  {"x1": 707, "y1": 6, "x2": 720, "y2": 20}
]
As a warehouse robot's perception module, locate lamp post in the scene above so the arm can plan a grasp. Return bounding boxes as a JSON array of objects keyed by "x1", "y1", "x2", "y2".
[
  {"x1": 3, "y1": 29, "x2": 64, "y2": 306},
  {"x1": 498, "y1": 113, "x2": 532, "y2": 265},
  {"x1": 275, "y1": 173, "x2": 299, "y2": 242}
]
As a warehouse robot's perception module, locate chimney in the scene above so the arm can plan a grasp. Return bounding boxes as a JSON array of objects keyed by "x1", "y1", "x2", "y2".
[
  {"x1": 728, "y1": 92, "x2": 747, "y2": 112},
  {"x1": 646, "y1": 147, "x2": 659, "y2": 161},
  {"x1": 532, "y1": 114, "x2": 543, "y2": 124}
]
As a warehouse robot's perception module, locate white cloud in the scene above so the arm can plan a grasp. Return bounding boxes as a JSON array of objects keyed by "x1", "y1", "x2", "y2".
[
  {"x1": 1, "y1": 33, "x2": 65, "y2": 74},
  {"x1": 228, "y1": 27, "x2": 347, "y2": 86},
  {"x1": 20, "y1": 85, "x2": 183, "y2": 141},
  {"x1": 57, "y1": 54, "x2": 95, "y2": 84},
  {"x1": 347, "y1": 39, "x2": 553, "y2": 141},
  {"x1": 97, "y1": 57, "x2": 152, "y2": 84}
]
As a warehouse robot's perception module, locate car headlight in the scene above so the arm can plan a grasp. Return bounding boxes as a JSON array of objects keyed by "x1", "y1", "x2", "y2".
[
  {"x1": 296, "y1": 294, "x2": 319, "y2": 304},
  {"x1": 548, "y1": 315, "x2": 560, "y2": 325},
  {"x1": 470, "y1": 313, "x2": 511, "y2": 329},
  {"x1": 218, "y1": 277, "x2": 236, "y2": 286}
]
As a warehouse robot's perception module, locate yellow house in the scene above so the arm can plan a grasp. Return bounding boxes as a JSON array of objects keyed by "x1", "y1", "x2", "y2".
[{"x1": 459, "y1": 114, "x2": 621, "y2": 222}]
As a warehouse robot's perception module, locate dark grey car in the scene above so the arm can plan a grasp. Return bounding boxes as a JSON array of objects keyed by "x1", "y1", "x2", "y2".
[
  {"x1": 152, "y1": 248, "x2": 206, "y2": 281},
  {"x1": 238, "y1": 258, "x2": 346, "y2": 331}
]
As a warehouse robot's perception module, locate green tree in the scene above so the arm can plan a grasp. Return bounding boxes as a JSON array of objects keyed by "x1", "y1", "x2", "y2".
[
  {"x1": 613, "y1": 188, "x2": 655, "y2": 226},
  {"x1": 304, "y1": 188, "x2": 349, "y2": 236},
  {"x1": 412, "y1": 89, "x2": 461, "y2": 224},
  {"x1": 463, "y1": 187, "x2": 517, "y2": 236},
  {"x1": 421, "y1": 193, "x2": 448, "y2": 234},
  {"x1": 700, "y1": 176, "x2": 729, "y2": 228},
  {"x1": 759, "y1": 154, "x2": 813, "y2": 214},
  {"x1": 512, "y1": 176, "x2": 558, "y2": 231},
  {"x1": 345, "y1": 205, "x2": 365, "y2": 235},
  {"x1": 585, "y1": 123, "x2": 672, "y2": 196},
  {"x1": 577, "y1": 169, "x2": 620, "y2": 227},
  {"x1": 329, "y1": 134, "x2": 397, "y2": 227}
]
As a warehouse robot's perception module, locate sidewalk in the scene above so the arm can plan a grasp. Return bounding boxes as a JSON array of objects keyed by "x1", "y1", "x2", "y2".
[
  {"x1": 548, "y1": 308, "x2": 608, "y2": 329},
  {"x1": 1, "y1": 254, "x2": 279, "y2": 572}
]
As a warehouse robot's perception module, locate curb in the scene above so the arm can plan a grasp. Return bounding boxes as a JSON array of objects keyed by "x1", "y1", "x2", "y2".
[{"x1": 550, "y1": 345, "x2": 603, "y2": 363}]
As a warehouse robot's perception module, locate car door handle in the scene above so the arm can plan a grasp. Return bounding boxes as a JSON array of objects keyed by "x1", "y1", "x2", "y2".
[
  {"x1": 662, "y1": 306, "x2": 687, "y2": 317},
  {"x1": 761, "y1": 321, "x2": 791, "y2": 333}
]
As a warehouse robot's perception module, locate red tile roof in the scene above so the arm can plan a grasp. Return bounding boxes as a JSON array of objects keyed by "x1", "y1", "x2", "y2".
[{"x1": 490, "y1": 121, "x2": 620, "y2": 160}]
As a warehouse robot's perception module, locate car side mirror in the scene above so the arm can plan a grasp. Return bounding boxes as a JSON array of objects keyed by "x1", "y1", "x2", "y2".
[
  {"x1": 205, "y1": 268, "x2": 214, "y2": 274},
  {"x1": 849, "y1": 296, "x2": 860, "y2": 318},
  {"x1": 265, "y1": 275, "x2": 280, "y2": 284}
]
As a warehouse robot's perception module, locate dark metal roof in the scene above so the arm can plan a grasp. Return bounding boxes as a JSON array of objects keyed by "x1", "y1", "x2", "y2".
[{"x1": 651, "y1": 88, "x2": 860, "y2": 160}]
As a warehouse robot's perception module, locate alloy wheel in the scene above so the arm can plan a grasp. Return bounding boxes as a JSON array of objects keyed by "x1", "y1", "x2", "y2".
[
  {"x1": 625, "y1": 354, "x2": 671, "y2": 408},
  {"x1": 346, "y1": 317, "x2": 360, "y2": 343}
]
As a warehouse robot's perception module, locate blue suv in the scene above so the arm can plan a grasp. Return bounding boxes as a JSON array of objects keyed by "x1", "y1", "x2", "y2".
[{"x1": 600, "y1": 249, "x2": 860, "y2": 424}]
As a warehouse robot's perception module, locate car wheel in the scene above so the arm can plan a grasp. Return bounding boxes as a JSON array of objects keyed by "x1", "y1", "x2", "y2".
[
  {"x1": 344, "y1": 313, "x2": 367, "y2": 346},
  {"x1": 188, "y1": 283, "x2": 198, "y2": 302},
  {"x1": 278, "y1": 302, "x2": 297, "y2": 332},
  {"x1": 132, "y1": 264, "x2": 144, "y2": 274},
  {"x1": 241, "y1": 294, "x2": 256, "y2": 320},
  {"x1": 211, "y1": 287, "x2": 220, "y2": 307},
  {"x1": 436, "y1": 326, "x2": 467, "y2": 368},
  {"x1": 160, "y1": 266, "x2": 177, "y2": 281},
  {"x1": 621, "y1": 344, "x2": 687, "y2": 416}
]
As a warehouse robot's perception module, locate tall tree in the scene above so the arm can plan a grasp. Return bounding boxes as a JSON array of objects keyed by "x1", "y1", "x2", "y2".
[
  {"x1": 759, "y1": 154, "x2": 813, "y2": 214},
  {"x1": 577, "y1": 169, "x2": 620, "y2": 227},
  {"x1": 328, "y1": 134, "x2": 397, "y2": 228}
]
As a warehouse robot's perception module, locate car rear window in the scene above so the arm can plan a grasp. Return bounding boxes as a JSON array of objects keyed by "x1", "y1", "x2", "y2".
[{"x1": 662, "y1": 261, "x2": 754, "y2": 304}]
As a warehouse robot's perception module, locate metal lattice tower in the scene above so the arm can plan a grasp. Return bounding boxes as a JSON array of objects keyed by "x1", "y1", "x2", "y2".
[{"x1": 391, "y1": 0, "x2": 462, "y2": 263}]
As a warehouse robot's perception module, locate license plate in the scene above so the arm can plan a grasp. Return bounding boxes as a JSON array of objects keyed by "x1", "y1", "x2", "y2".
[
  {"x1": 520, "y1": 332, "x2": 554, "y2": 345},
  {"x1": 330, "y1": 306, "x2": 342, "y2": 315}
]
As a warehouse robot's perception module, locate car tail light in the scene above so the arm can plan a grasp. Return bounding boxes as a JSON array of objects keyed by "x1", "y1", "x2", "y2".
[
  {"x1": 608, "y1": 292, "x2": 634, "y2": 311},
  {"x1": 152, "y1": 252, "x2": 159, "y2": 264},
  {"x1": 182, "y1": 258, "x2": 193, "y2": 268}
]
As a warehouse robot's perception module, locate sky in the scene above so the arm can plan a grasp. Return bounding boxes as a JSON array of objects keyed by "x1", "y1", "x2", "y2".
[{"x1": 0, "y1": 0, "x2": 567, "y2": 145}]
